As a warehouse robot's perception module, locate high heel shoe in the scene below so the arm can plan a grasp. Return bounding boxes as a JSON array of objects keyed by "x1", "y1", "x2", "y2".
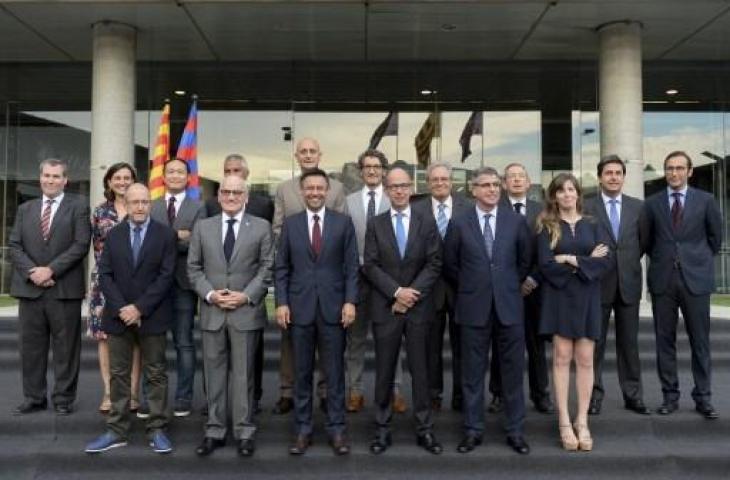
[
  {"x1": 559, "y1": 424, "x2": 578, "y2": 451},
  {"x1": 98, "y1": 393, "x2": 111, "y2": 414},
  {"x1": 573, "y1": 423, "x2": 593, "y2": 451}
]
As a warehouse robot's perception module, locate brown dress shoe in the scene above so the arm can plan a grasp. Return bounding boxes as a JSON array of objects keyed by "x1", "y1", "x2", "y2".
[
  {"x1": 289, "y1": 434, "x2": 312, "y2": 455},
  {"x1": 329, "y1": 434, "x2": 351, "y2": 455},
  {"x1": 346, "y1": 393, "x2": 365, "y2": 413},
  {"x1": 392, "y1": 393, "x2": 407, "y2": 414},
  {"x1": 272, "y1": 397, "x2": 294, "y2": 415}
]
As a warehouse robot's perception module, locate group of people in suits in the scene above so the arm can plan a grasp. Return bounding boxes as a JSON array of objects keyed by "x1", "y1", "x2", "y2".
[{"x1": 8, "y1": 143, "x2": 722, "y2": 457}]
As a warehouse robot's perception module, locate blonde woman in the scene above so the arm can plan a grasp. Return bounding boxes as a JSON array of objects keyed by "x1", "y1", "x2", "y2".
[{"x1": 536, "y1": 173, "x2": 611, "y2": 451}]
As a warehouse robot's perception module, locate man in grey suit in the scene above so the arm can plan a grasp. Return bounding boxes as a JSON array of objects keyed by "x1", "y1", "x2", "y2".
[
  {"x1": 643, "y1": 150, "x2": 723, "y2": 419},
  {"x1": 271, "y1": 137, "x2": 347, "y2": 414},
  {"x1": 584, "y1": 155, "x2": 649, "y2": 416},
  {"x1": 188, "y1": 175, "x2": 274, "y2": 457},
  {"x1": 150, "y1": 158, "x2": 205, "y2": 417},
  {"x1": 412, "y1": 161, "x2": 472, "y2": 412},
  {"x1": 9, "y1": 158, "x2": 91, "y2": 416}
]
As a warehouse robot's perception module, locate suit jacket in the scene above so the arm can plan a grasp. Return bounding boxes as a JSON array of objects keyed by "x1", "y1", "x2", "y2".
[
  {"x1": 584, "y1": 194, "x2": 644, "y2": 305},
  {"x1": 188, "y1": 213, "x2": 274, "y2": 332},
  {"x1": 346, "y1": 187, "x2": 391, "y2": 265},
  {"x1": 272, "y1": 175, "x2": 346, "y2": 238},
  {"x1": 643, "y1": 186, "x2": 723, "y2": 296},
  {"x1": 150, "y1": 195, "x2": 205, "y2": 290},
  {"x1": 274, "y1": 208, "x2": 359, "y2": 326},
  {"x1": 411, "y1": 193, "x2": 473, "y2": 311},
  {"x1": 362, "y1": 207, "x2": 442, "y2": 325},
  {"x1": 206, "y1": 192, "x2": 274, "y2": 223},
  {"x1": 98, "y1": 219, "x2": 177, "y2": 335},
  {"x1": 9, "y1": 193, "x2": 91, "y2": 299},
  {"x1": 443, "y1": 206, "x2": 531, "y2": 327}
]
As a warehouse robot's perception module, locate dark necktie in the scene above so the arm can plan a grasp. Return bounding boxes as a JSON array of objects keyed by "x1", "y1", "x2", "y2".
[
  {"x1": 483, "y1": 213, "x2": 494, "y2": 259},
  {"x1": 513, "y1": 202, "x2": 523, "y2": 215},
  {"x1": 41, "y1": 199, "x2": 53, "y2": 241},
  {"x1": 167, "y1": 196, "x2": 176, "y2": 224},
  {"x1": 224, "y1": 218, "x2": 236, "y2": 262},
  {"x1": 671, "y1": 192, "x2": 683, "y2": 231},
  {"x1": 132, "y1": 226, "x2": 142, "y2": 266},
  {"x1": 311, "y1": 214, "x2": 322, "y2": 257},
  {"x1": 367, "y1": 190, "x2": 376, "y2": 220}
]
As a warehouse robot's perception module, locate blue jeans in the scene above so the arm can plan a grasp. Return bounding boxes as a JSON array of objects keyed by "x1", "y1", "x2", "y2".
[{"x1": 172, "y1": 286, "x2": 197, "y2": 405}]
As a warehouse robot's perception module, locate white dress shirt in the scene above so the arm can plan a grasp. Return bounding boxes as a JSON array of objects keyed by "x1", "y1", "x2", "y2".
[
  {"x1": 667, "y1": 185, "x2": 688, "y2": 209},
  {"x1": 361, "y1": 184, "x2": 384, "y2": 215},
  {"x1": 601, "y1": 191, "x2": 622, "y2": 224},
  {"x1": 307, "y1": 207, "x2": 326, "y2": 242},
  {"x1": 431, "y1": 195, "x2": 453, "y2": 221},
  {"x1": 476, "y1": 204, "x2": 497, "y2": 237},
  {"x1": 41, "y1": 192, "x2": 64, "y2": 226},
  {"x1": 165, "y1": 191, "x2": 186, "y2": 217},
  {"x1": 390, "y1": 206, "x2": 411, "y2": 239},
  {"x1": 508, "y1": 196, "x2": 527, "y2": 217},
  {"x1": 220, "y1": 209, "x2": 244, "y2": 243}
]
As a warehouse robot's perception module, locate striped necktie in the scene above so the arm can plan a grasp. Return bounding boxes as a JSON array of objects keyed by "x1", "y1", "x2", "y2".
[{"x1": 41, "y1": 199, "x2": 53, "y2": 241}]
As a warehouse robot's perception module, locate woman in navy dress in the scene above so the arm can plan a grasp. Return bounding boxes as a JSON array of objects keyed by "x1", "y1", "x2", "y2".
[{"x1": 537, "y1": 173, "x2": 611, "y2": 452}]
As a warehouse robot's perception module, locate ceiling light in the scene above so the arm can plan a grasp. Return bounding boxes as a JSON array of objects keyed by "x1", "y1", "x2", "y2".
[
  {"x1": 666, "y1": 89, "x2": 679, "y2": 95},
  {"x1": 420, "y1": 89, "x2": 432, "y2": 95},
  {"x1": 174, "y1": 90, "x2": 186, "y2": 96}
]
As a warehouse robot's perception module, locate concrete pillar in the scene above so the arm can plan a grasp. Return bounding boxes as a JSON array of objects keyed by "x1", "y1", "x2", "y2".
[
  {"x1": 598, "y1": 21, "x2": 644, "y2": 198},
  {"x1": 90, "y1": 21, "x2": 136, "y2": 208}
]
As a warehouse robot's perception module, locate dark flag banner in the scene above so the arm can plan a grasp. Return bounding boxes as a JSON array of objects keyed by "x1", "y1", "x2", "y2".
[
  {"x1": 415, "y1": 112, "x2": 440, "y2": 167},
  {"x1": 459, "y1": 111, "x2": 483, "y2": 162},
  {"x1": 369, "y1": 112, "x2": 398, "y2": 150}
]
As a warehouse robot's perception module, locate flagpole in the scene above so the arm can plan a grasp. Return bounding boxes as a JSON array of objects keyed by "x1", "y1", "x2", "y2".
[{"x1": 480, "y1": 111, "x2": 485, "y2": 168}]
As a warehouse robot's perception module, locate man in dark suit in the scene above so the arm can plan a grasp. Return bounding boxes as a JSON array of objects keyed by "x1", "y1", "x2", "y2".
[
  {"x1": 205, "y1": 153, "x2": 273, "y2": 413},
  {"x1": 188, "y1": 175, "x2": 274, "y2": 458},
  {"x1": 9, "y1": 158, "x2": 91, "y2": 416},
  {"x1": 584, "y1": 155, "x2": 649, "y2": 416},
  {"x1": 85, "y1": 183, "x2": 176, "y2": 453},
  {"x1": 643, "y1": 150, "x2": 723, "y2": 419},
  {"x1": 150, "y1": 158, "x2": 205, "y2": 417},
  {"x1": 444, "y1": 166, "x2": 532, "y2": 455},
  {"x1": 488, "y1": 162, "x2": 553, "y2": 415},
  {"x1": 411, "y1": 161, "x2": 472, "y2": 412},
  {"x1": 363, "y1": 166, "x2": 443, "y2": 455},
  {"x1": 275, "y1": 168, "x2": 358, "y2": 456}
]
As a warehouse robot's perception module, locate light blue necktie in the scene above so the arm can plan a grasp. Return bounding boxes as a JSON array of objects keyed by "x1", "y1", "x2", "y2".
[
  {"x1": 608, "y1": 199, "x2": 620, "y2": 240},
  {"x1": 132, "y1": 226, "x2": 142, "y2": 266},
  {"x1": 483, "y1": 213, "x2": 494, "y2": 259},
  {"x1": 395, "y1": 212, "x2": 407, "y2": 259},
  {"x1": 436, "y1": 203, "x2": 448, "y2": 239}
]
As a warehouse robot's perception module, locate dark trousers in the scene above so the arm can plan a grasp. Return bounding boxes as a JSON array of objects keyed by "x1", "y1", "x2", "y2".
[
  {"x1": 18, "y1": 296, "x2": 81, "y2": 406},
  {"x1": 291, "y1": 308, "x2": 346, "y2": 437},
  {"x1": 171, "y1": 286, "x2": 197, "y2": 405},
  {"x1": 593, "y1": 295, "x2": 643, "y2": 404},
  {"x1": 463, "y1": 307, "x2": 525, "y2": 437},
  {"x1": 652, "y1": 268, "x2": 712, "y2": 405},
  {"x1": 489, "y1": 296, "x2": 549, "y2": 403},
  {"x1": 373, "y1": 315, "x2": 432, "y2": 436},
  {"x1": 107, "y1": 330, "x2": 168, "y2": 438},
  {"x1": 427, "y1": 303, "x2": 461, "y2": 403}
]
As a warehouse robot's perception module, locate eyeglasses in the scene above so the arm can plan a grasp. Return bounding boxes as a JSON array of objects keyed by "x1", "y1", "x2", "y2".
[
  {"x1": 665, "y1": 166, "x2": 688, "y2": 172},
  {"x1": 473, "y1": 181, "x2": 501, "y2": 189},
  {"x1": 220, "y1": 189, "x2": 245, "y2": 197},
  {"x1": 361, "y1": 164, "x2": 383, "y2": 171},
  {"x1": 505, "y1": 172, "x2": 527, "y2": 180},
  {"x1": 387, "y1": 183, "x2": 412, "y2": 191}
]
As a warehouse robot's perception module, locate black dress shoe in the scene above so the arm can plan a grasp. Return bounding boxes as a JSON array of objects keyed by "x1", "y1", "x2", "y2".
[
  {"x1": 533, "y1": 396, "x2": 554, "y2": 414},
  {"x1": 196, "y1": 437, "x2": 225, "y2": 456},
  {"x1": 625, "y1": 399, "x2": 651, "y2": 415},
  {"x1": 695, "y1": 403, "x2": 719, "y2": 420},
  {"x1": 319, "y1": 398, "x2": 328, "y2": 414},
  {"x1": 13, "y1": 400, "x2": 47, "y2": 415},
  {"x1": 329, "y1": 434, "x2": 351, "y2": 456},
  {"x1": 54, "y1": 404, "x2": 72, "y2": 416},
  {"x1": 289, "y1": 434, "x2": 312, "y2": 455},
  {"x1": 588, "y1": 398, "x2": 602, "y2": 415},
  {"x1": 487, "y1": 395, "x2": 503, "y2": 413},
  {"x1": 369, "y1": 432, "x2": 392, "y2": 455},
  {"x1": 416, "y1": 433, "x2": 443, "y2": 455},
  {"x1": 456, "y1": 434, "x2": 482, "y2": 453},
  {"x1": 656, "y1": 401, "x2": 678, "y2": 415},
  {"x1": 452, "y1": 396, "x2": 463, "y2": 412},
  {"x1": 238, "y1": 439, "x2": 255, "y2": 457},
  {"x1": 507, "y1": 436, "x2": 530, "y2": 455},
  {"x1": 272, "y1": 397, "x2": 293, "y2": 415}
]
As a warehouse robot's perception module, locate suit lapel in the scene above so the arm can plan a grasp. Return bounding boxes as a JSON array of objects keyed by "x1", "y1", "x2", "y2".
[
  {"x1": 47, "y1": 195, "x2": 70, "y2": 240},
  {"x1": 593, "y1": 198, "x2": 617, "y2": 245},
  {"x1": 133, "y1": 221, "x2": 155, "y2": 271},
  {"x1": 403, "y1": 211, "x2": 421, "y2": 260},
  {"x1": 659, "y1": 190, "x2": 673, "y2": 236},
  {"x1": 295, "y1": 212, "x2": 315, "y2": 261},
  {"x1": 381, "y1": 212, "x2": 401, "y2": 260},
  {"x1": 492, "y1": 208, "x2": 507, "y2": 259},
  {"x1": 467, "y1": 209, "x2": 489, "y2": 260},
  {"x1": 676, "y1": 187, "x2": 693, "y2": 235},
  {"x1": 379, "y1": 194, "x2": 391, "y2": 214},
  {"x1": 230, "y1": 213, "x2": 251, "y2": 263},
  {"x1": 122, "y1": 220, "x2": 135, "y2": 269}
]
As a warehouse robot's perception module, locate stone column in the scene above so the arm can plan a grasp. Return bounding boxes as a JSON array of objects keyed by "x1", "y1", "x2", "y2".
[
  {"x1": 598, "y1": 21, "x2": 644, "y2": 198},
  {"x1": 90, "y1": 21, "x2": 136, "y2": 208}
]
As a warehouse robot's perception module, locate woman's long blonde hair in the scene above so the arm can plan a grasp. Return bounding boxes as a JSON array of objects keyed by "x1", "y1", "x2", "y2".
[{"x1": 537, "y1": 173, "x2": 583, "y2": 250}]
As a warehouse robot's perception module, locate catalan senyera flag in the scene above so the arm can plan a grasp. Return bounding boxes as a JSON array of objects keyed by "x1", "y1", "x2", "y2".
[
  {"x1": 148, "y1": 103, "x2": 170, "y2": 200},
  {"x1": 176, "y1": 99, "x2": 200, "y2": 200},
  {"x1": 415, "y1": 112, "x2": 440, "y2": 168}
]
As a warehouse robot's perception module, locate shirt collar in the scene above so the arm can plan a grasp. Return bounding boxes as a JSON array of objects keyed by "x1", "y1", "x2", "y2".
[
  {"x1": 307, "y1": 207, "x2": 326, "y2": 222},
  {"x1": 667, "y1": 185, "x2": 688, "y2": 197},
  {"x1": 365, "y1": 184, "x2": 383, "y2": 196},
  {"x1": 42, "y1": 192, "x2": 64, "y2": 204},
  {"x1": 129, "y1": 216, "x2": 151, "y2": 231},
  {"x1": 391, "y1": 206, "x2": 411, "y2": 218},
  {"x1": 165, "y1": 190, "x2": 186, "y2": 204},
  {"x1": 508, "y1": 196, "x2": 526, "y2": 206},
  {"x1": 223, "y1": 209, "x2": 244, "y2": 223},
  {"x1": 601, "y1": 191, "x2": 622, "y2": 205},
  {"x1": 431, "y1": 195, "x2": 452, "y2": 210},
  {"x1": 476, "y1": 204, "x2": 498, "y2": 218}
]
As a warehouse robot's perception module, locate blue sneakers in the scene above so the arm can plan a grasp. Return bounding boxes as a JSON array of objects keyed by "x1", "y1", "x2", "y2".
[
  {"x1": 85, "y1": 432, "x2": 127, "y2": 453},
  {"x1": 149, "y1": 431, "x2": 173, "y2": 454}
]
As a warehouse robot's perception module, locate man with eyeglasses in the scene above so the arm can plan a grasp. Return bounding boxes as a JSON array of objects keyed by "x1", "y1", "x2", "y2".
[
  {"x1": 412, "y1": 161, "x2": 472, "y2": 412},
  {"x1": 271, "y1": 138, "x2": 346, "y2": 415},
  {"x1": 363, "y1": 167, "x2": 443, "y2": 455},
  {"x1": 187, "y1": 175, "x2": 274, "y2": 457},
  {"x1": 642, "y1": 151, "x2": 723, "y2": 419},
  {"x1": 344, "y1": 149, "x2": 407, "y2": 414}
]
